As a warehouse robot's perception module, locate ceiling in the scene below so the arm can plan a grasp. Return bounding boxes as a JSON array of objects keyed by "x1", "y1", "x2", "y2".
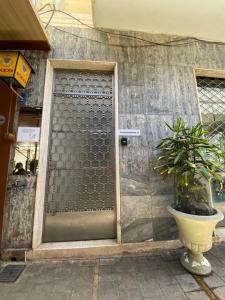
[
  {"x1": 0, "y1": 0, "x2": 50, "y2": 50},
  {"x1": 93, "y1": 0, "x2": 225, "y2": 42}
]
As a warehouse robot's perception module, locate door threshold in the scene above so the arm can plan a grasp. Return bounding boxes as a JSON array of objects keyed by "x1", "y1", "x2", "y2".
[
  {"x1": 3, "y1": 236, "x2": 225, "y2": 261},
  {"x1": 36, "y1": 239, "x2": 117, "y2": 250},
  {"x1": 26, "y1": 239, "x2": 183, "y2": 261}
]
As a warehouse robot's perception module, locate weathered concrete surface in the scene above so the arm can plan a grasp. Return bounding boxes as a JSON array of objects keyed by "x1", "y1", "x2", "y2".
[
  {"x1": 3, "y1": 27, "x2": 225, "y2": 247},
  {"x1": 1, "y1": 245, "x2": 225, "y2": 300},
  {"x1": 2, "y1": 176, "x2": 36, "y2": 249},
  {"x1": 23, "y1": 51, "x2": 48, "y2": 107}
]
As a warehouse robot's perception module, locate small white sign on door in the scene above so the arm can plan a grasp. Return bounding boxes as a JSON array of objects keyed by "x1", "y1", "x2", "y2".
[
  {"x1": 118, "y1": 129, "x2": 141, "y2": 136},
  {"x1": 17, "y1": 127, "x2": 40, "y2": 142}
]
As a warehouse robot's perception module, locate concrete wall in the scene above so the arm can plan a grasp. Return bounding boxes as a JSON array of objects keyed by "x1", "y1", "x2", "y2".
[
  {"x1": 3, "y1": 27, "x2": 225, "y2": 249},
  {"x1": 2, "y1": 176, "x2": 36, "y2": 249}
]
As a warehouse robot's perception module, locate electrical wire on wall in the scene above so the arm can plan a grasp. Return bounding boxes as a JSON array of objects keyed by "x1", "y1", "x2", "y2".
[
  {"x1": 9, "y1": 82, "x2": 23, "y2": 100},
  {"x1": 37, "y1": 2, "x2": 52, "y2": 12},
  {"x1": 37, "y1": 3, "x2": 225, "y2": 48},
  {"x1": 44, "y1": 5, "x2": 55, "y2": 29}
]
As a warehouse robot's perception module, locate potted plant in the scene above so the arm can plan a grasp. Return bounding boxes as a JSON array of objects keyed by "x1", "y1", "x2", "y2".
[{"x1": 154, "y1": 117, "x2": 224, "y2": 275}]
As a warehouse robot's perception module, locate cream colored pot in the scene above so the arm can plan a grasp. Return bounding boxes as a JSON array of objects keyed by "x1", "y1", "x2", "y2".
[{"x1": 168, "y1": 205, "x2": 224, "y2": 275}]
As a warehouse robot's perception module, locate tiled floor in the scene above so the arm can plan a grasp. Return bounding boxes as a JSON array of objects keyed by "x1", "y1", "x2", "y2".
[{"x1": 0, "y1": 245, "x2": 225, "y2": 299}]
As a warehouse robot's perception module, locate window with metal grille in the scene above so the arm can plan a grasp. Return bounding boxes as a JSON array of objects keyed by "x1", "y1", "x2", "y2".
[{"x1": 196, "y1": 76, "x2": 225, "y2": 203}]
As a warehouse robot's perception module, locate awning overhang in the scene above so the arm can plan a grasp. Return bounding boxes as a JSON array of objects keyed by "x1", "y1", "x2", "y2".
[{"x1": 0, "y1": 0, "x2": 51, "y2": 51}]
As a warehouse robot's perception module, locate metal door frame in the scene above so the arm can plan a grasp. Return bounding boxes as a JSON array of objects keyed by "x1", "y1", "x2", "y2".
[{"x1": 32, "y1": 59, "x2": 121, "y2": 249}]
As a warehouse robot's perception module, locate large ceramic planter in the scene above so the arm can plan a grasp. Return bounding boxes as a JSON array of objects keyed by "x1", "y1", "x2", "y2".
[{"x1": 168, "y1": 205, "x2": 224, "y2": 275}]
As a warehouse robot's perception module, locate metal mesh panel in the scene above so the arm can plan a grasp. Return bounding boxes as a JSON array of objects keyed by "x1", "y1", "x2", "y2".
[
  {"x1": 45, "y1": 70, "x2": 115, "y2": 213},
  {"x1": 197, "y1": 76, "x2": 225, "y2": 204},
  {"x1": 197, "y1": 77, "x2": 225, "y2": 148}
]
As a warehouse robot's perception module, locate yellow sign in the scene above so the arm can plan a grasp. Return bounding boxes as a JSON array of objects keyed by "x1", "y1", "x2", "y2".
[
  {"x1": 15, "y1": 54, "x2": 32, "y2": 88},
  {"x1": 0, "y1": 51, "x2": 33, "y2": 88},
  {"x1": 0, "y1": 52, "x2": 17, "y2": 77}
]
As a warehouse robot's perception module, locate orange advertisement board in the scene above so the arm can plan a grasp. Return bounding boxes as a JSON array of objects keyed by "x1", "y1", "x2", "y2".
[
  {"x1": 14, "y1": 54, "x2": 32, "y2": 88},
  {"x1": 0, "y1": 52, "x2": 18, "y2": 77}
]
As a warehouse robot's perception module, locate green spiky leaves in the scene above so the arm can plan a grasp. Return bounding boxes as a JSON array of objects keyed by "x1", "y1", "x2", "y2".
[{"x1": 154, "y1": 117, "x2": 225, "y2": 214}]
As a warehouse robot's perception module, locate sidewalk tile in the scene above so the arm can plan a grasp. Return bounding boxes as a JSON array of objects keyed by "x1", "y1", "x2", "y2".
[
  {"x1": 146, "y1": 255, "x2": 167, "y2": 270},
  {"x1": 166, "y1": 260, "x2": 188, "y2": 275},
  {"x1": 175, "y1": 274, "x2": 201, "y2": 292},
  {"x1": 99, "y1": 266, "x2": 118, "y2": 282},
  {"x1": 137, "y1": 277, "x2": 163, "y2": 298},
  {"x1": 98, "y1": 280, "x2": 119, "y2": 300},
  {"x1": 203, "y1": 273, "x2": 225, "y2": 288},
  {"x1": 146, "y1": 269, "x2": 177, "y2": 286},
  {"x1": 186, "y1": 291, "x2": 210, "y2": 300},
  {"x1": 161, "y1": 284, "x2": 188, "y2": 299},
  {"x1": 70, "y1": 288, "x2": 92, "y2": 300},
  {"x1": 213, "y1": 286, "x2": 225, "y2": 300},
  {"x1": 117, "y1": 272, "x2": 139, "y2": 290},
  {"x1": 119, "y1": 288, "x2": 143, "y2": 300}
]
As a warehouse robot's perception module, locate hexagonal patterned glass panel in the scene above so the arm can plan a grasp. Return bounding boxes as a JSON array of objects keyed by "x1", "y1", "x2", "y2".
[{"x1": 45, "y1": 70, "x2": 115, "y2": 214}]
